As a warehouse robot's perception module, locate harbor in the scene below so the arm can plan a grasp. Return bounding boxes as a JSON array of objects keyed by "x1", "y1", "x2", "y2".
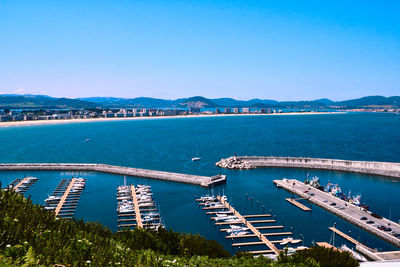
[
  {"x1": 117, "y1": 184, "x2": 163, "y2": 230},
  {"x1": 197, "y1": 195, "x2": 306, "y2": 257},
  {"x1": 44, "y1": 178, "x2": 86, "y2": 219},
  {"x1": 0, "y1": 163, "x2": 226, "y2": 187},
  {"x1": 274, "y1": 178, "x2": 400, "y2": 248}
]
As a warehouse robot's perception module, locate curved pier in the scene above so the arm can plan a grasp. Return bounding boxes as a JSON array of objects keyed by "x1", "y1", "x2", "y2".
[
  {"x1": 0, "y1": 163, "x2": 226, "y2": 187},
  {"x1": 216, "y1": 156, "x2": 400, "y2": 179}
]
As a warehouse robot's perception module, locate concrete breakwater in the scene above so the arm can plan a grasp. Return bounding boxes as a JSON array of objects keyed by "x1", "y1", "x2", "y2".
[
  {"x1": 216, "y1": 156, "x2": 400, "y2": 179},
  {"x1": 0, "y1": 163, "x2": 226, "y2": 187}
]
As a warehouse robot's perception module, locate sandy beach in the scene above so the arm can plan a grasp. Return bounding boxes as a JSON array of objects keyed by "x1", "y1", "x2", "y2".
[{"x1": 0, "y1": 111, "x2": 344, "y2": 128}]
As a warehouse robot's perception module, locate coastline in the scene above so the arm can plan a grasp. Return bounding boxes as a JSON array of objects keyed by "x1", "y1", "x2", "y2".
[{"x1": 0, "y1": 111, "x2": 344, "y2": 128}]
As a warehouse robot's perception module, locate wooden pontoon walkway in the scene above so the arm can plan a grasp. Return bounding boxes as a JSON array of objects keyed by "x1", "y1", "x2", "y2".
[
  {"x1": 329, "y1": 227, "x2": 376, "y2": 252},
  {"x1": 6, "y1": 177, "x2": 38, "y2": 194},
  {"x1": 217, "y1": 196, "x2": 280, "y2": 255},
  {"x1": 55, "y1": 178, "x2": 76, "y2": 217},
  {"x1": 13, "y1": 177, "x2": 30, "y2": 190},
  {"x1": 131, "y1": 185, "x2": 143, "y2": 228},
  {"x1": 285, "y1": 198, "x2": 311, "y2": 211},
  {"x1": 226, "y1": 232, "x2": 292, "y2": 239}
]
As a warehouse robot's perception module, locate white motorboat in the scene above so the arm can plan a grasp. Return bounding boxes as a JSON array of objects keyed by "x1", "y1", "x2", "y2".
[
  {"x1": 280, "y1": 237, "x2": 294, "y2": 246},
  {"x1": 215, "y1": 215, "x2": 238, "y2": 222},
  {"x1": 227, "y1": 227, "x2": 249, "y2": 233},
  {"x1": 45, "y1": 196, "x2": 62, "y2": 202},
  {"x1": 200, "y1": 196, "x2": 216, "y2": 202},
  {"x1": 224, "y1": 218, "x2": 241, "y2": 223},
  {"x1": 230, "y1": 225, "x2": 247, "y2": 230},
  {"x1": 230, "y1": 230, "x2": 249, "y2": 236},
  {"x1": 192, "y1": 157, "x2": 201, "y2": 161},
  {"x1": 118, "y1": 207, "x2": 135, "y2": 213}
]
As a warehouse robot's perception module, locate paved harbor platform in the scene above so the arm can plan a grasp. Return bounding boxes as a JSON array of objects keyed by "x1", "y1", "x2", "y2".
[
  {"x1": 0, "y1": 163, "x2": 226, "y2": 187},
  {"x1": 274, "y1": 178, "x2": 400, "y2": 248}
]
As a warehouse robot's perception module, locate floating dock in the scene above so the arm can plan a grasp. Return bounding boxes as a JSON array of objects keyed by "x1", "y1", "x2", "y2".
[
  {"x1": 44, "y1": 178, "x2": 86, "y2": 219},
  {"x1": 316, "y1": 242, "x2": 340, "y2": 251},
  {"x1": 285, "y1": 198, "x2": 311, "y2": 211},
  {"x1": 5, "y1": 177, "x2": 38, "y2": 194},
  {"x1": 329, "y1": 226, "x2": 400, "y2": 262},
  {"x1": 274, "y1": 178, "x2": 400, "y2": 248},
  {"x1": 117, "y1": 184, "x2": 163, "y2": 231},
  {"x1": 329, "y1": 226, "x2": 375, "y2": 252},
  {"x1": 0, "y1": 163, "x2": 226, "y2": 187},
  {"x1": 197, "y1": 195, "x2": 305, "y2": 255}
]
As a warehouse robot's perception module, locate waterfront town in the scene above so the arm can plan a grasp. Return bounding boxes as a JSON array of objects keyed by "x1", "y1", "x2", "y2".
[
  {"x1": 1, "y1": 107, "x2": 399, "y2": 122},
  {"x1": 0, "y1": 107, "x2": 277, "y2": 122}
]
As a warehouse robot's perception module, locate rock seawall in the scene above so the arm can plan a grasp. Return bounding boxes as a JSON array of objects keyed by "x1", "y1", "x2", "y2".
[
  {"x1": 216, "y1": 157, "x2": 254, "y2": 169},
  {"x1": 216, "y1": 156, "x2": 400, "y2": 179}
]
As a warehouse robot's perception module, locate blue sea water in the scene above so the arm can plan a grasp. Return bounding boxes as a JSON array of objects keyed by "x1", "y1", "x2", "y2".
[{"x1": 1, "y1": 112, "x2": 400, "y2": 253}]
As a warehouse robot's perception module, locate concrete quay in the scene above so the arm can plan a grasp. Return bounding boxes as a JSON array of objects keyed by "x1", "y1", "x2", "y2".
[
  {"x1": 217, "y1": 156, "x2": 400, "y2": 179},
  {"x1": 274, "y1": 179, "x2": 400, "y2": 248},
  {"x1": 0, "y1": 163, "x2": 226, "y2": 187}
]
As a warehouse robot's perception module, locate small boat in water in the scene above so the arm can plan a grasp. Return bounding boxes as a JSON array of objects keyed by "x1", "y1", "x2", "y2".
[
  {"x1": 192, "y1": 157, "x2": 201, "y2": 161},
  {"x1": 214, "y1": 215, "x2": 238, "y2": 222},
  {"x1": 226, "y1": 226, "x2": 249, "y2": 233},
  {"x1": 230, "y1": 230, "x2": 249, "y2": 236},
  {"x1": 280, "y1": 237, "x2": 302, "y2": 245},
  {"x1": 45, "y1": 195, "x2": 62, "y2": 203}
]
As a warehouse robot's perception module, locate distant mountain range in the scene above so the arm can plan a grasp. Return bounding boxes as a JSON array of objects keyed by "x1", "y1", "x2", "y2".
[{"x1": 0, "y1": 94, "x2": 399, "y2": 109}]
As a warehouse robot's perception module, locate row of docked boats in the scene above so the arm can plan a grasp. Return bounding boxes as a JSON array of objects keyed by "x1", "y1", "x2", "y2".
[
  {"x1": 117, "y1": 184, "x2": 163, "y2": 231},
  {"x1": 44, "y1": 178, "x2": 86, "y2": 219},
  {"x1": 304, "y1": 176, "x2": 369, "y2": 210},
  {"x1": 204, "y1": 197, "x2": 251, "y2": 236},
  {"x1": 197, "y1": 194, "x2": 307, "y2": 258},
  {"x1": 5, "y1": 176, "x2": 39, "y2": 194}
]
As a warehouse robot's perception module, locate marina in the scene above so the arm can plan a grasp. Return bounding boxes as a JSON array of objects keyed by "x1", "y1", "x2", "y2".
[
  {"x1": 197, "y1": 195, "x2": 306, "y2": 256},
  {"x1": 274, "y1": 178, "x2": 400, "y2": 248},
  {"x1": 117, "y1": 184, "x2": 163, "y2": 230},
  {"x1": 0, "y1": 163, "x2": 226, "y2": 187},
  {"x1": 5, "y1": 176, "x2": 38, "y2": 195},
  {"x1": 44, "y1": 178, "x2": 86, "y2": 219}
]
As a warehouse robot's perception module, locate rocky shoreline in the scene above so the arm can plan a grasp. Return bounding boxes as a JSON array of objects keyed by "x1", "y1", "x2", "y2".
[{"x1": 215, "y1": 156, "x2": 255, "y2": 169}]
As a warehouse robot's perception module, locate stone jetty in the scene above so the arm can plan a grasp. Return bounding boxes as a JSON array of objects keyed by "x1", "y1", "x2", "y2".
[
  {"x1": 0, "y1": 163, "x2": 226, "y2": 187},
  {"x1": 216, "y1": 156, "x2": 400, "y2": 179},
  {"x1": 215, "y1": 156, "x2": 255, "y2": 169}
]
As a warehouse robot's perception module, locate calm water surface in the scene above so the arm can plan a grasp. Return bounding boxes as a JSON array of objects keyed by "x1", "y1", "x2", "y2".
[{"x1": 1, "y1": 113, "x2": 400, "y2": 253}]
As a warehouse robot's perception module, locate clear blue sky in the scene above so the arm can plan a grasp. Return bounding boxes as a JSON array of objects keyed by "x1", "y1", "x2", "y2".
[{"x1": 0, "y1": 0, "x2": 399, "y2": 100}]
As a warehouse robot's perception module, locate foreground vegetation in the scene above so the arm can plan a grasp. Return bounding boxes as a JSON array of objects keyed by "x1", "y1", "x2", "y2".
[{"x1": 0, "y1": 190, "x2": 359, "y2": 266}]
